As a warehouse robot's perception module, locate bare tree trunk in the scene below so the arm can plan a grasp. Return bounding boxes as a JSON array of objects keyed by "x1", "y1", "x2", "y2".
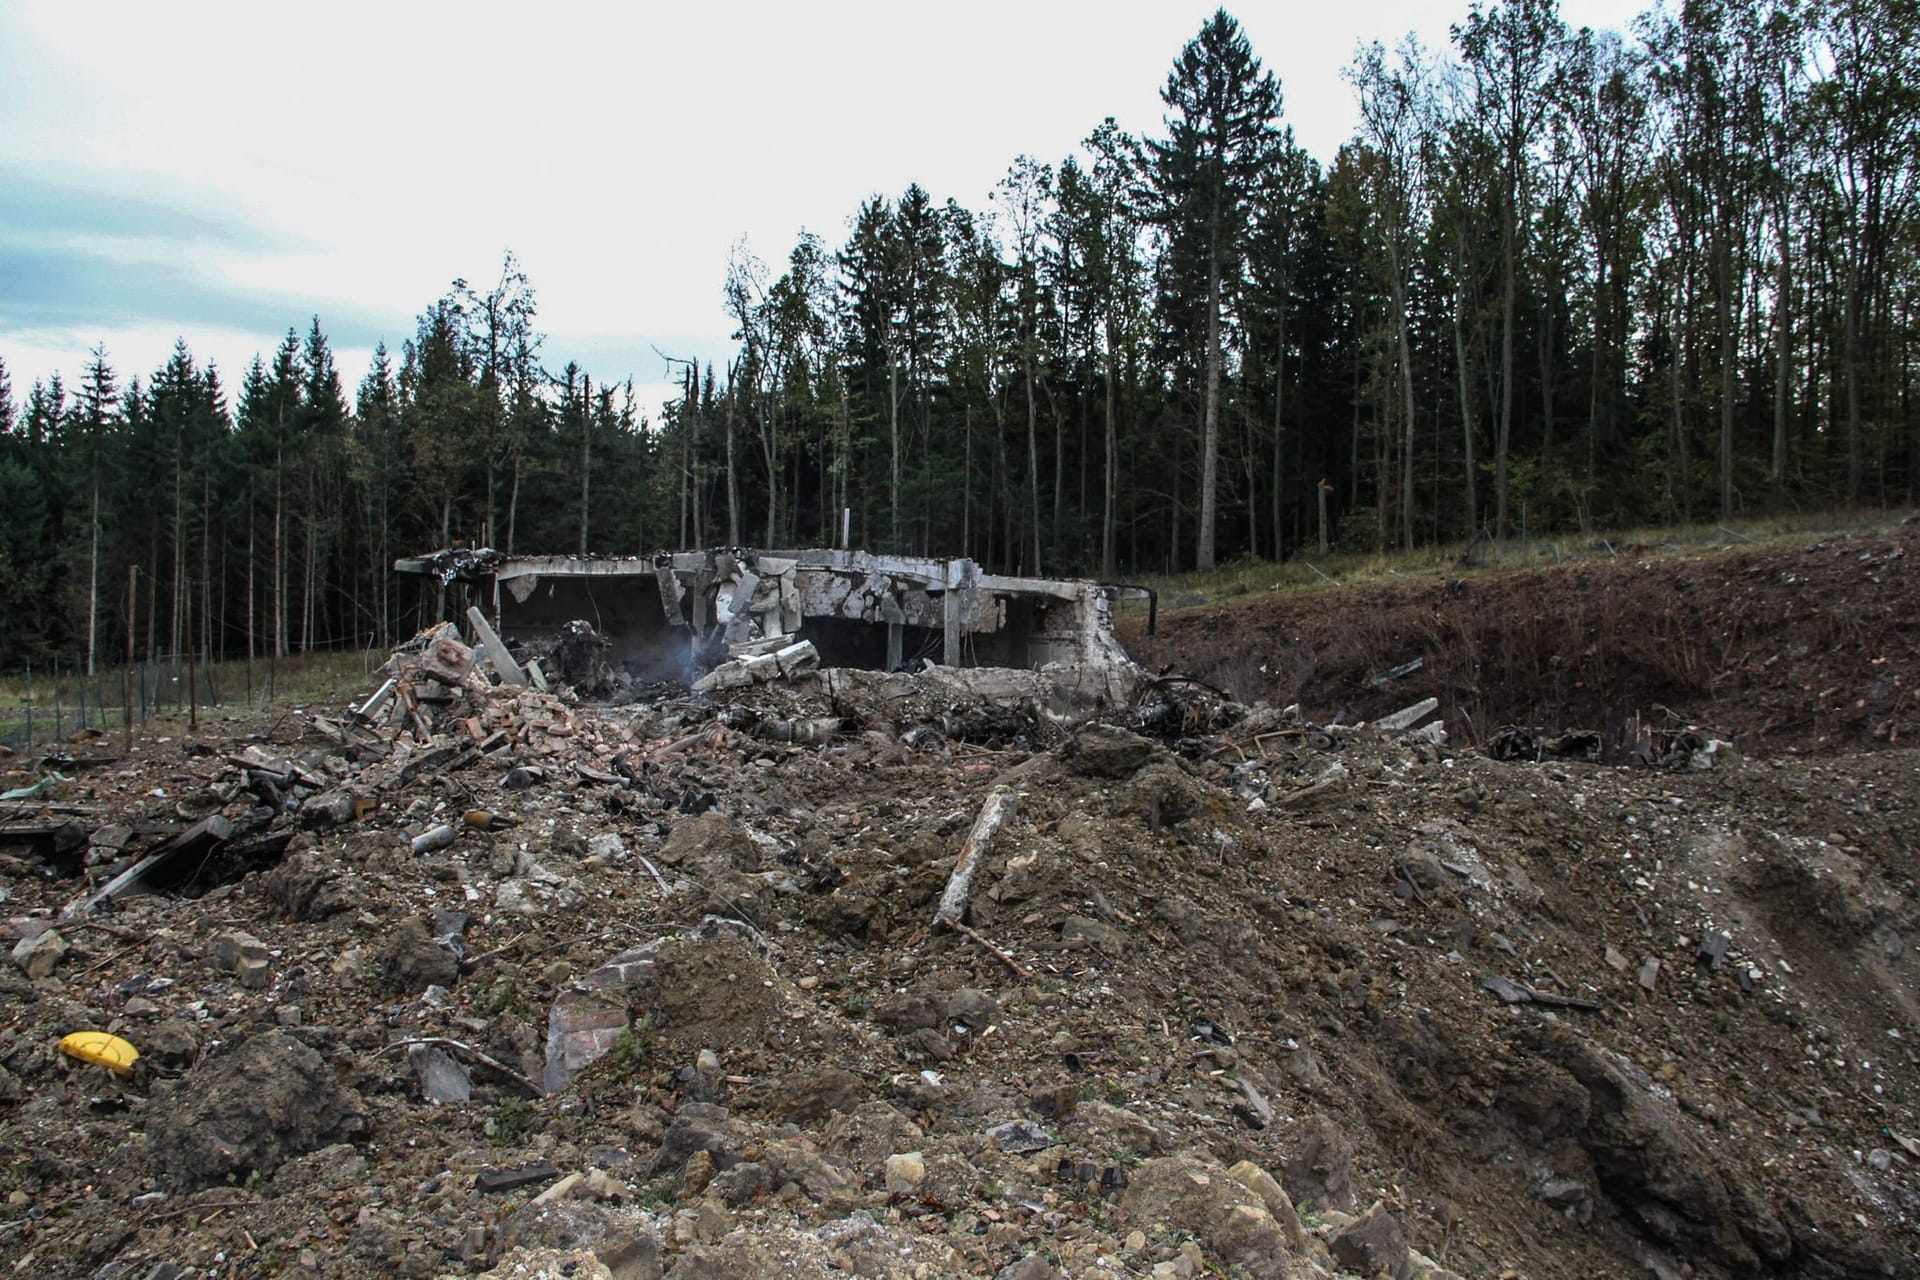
[
  {"x1": 87, "y1": 473, "x2": 100, "y2": 675},
  {"x1": 1025, "y1": 353, "x2": 1043, "y2": 576},
  {"x1": 1771, "y1": 215, "x2": 1792, "y2": 492},
  {"x1": 888, "y1": 359, "x2": 901, "y2": 550},
  {"x1": 1168, "y1": 407, "x2": 1182, "y2": 573},
  {"x1": 1197, "y1": 250, "x2": 1222, "y2": 571},
  {"x1": 1270, "y1": 316, "x2": 1285, "y2": 562},
  {"x1": 1104, "y1": 323, "x2": 1119, "y2": 577},
  {"x1": 764, "y1": 391, "x2": 779, "y2": 549},
  {"x1": 1389, "y1": 241, "x2": 1417, "y2": 551},
  {"x1": 302, "y1": 469, "x2": 315, "y2": 653},
  {"x1": 1845, "y1": 270, "x2": 1863, "y2": 505},
  {"x1": 1495, "y1": 207, "x2": 1516, "y2": 542},
  {"x1": 172, "y1": 445, "x2": 184, "y2": 658},
  {"x1": 963, "y1": 403, "x2": 973, "y2": 560},
  {"x1": 273, "y1": 427, "x2": 286, "y2": 659},
  {"x1": 678, "y1": 391, "x2": 691, "y2": 548},
  {"x1": 507, "y1": 446, "x2": 522, "y2": 555},
  {"x1": 247, "y1": 480, "x2": 256, "y2": 671},
  {"x1": 1455, "y1": 299, "x2": 1480, "y2": 537},
  {"x1": 581, "y1": 396, "x2": 593, "y2": 555}
]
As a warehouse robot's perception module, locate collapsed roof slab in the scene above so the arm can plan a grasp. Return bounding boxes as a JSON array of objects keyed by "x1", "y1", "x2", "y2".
[{"x1": 394, "y1": 546, "x2": 1147, "y2": 703}]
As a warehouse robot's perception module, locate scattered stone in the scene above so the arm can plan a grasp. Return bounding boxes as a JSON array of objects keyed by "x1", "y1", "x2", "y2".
[
  {"x1": 1330, "y1": 1201, "x2": 1413, "y2": 1280},
  {"x1": 408, "y1": 1044, "x2": 472, "y2": 1103},
  {"x1": 1121, "y1": 1155, "x2": 1295, "y2": 1274},
  {"x1": 375, "y1": 917, "x2": 460, "y2": 995},
  {"x1": 883, "y1": 1151, "x2": 926, "y2": 1193},
  {"x1": 1065, "y1": 1100, "x2": 1164, "y2": 1157},
  {"x1": 1536, "y1": 1175, "x2": 1592, "y2": 1222},
  {"x1": 1056, "y1": 724, "x2": 1161, "y2": 778},
  {"x1": 1282, "y1": 1114, "x2": 1355, "y2": 1211},
  {"x1": 1227, "y1": 1160, "x2": 1307, "y2": 1252},
  {"x1": 11, "y1": 927, "x2": 68, "y2": 979},
  {"x1": 994, "y1": 1255, "x2": 1061, "y2": 1280},
  {"x1": 760, "y1": 1065, "x2": 863, "y2": 1125},
  {"x1": 263, "y1": 847, "x2": 354, "y2": 920},
  {"x1": 986, "y1": 1119, "x2": 1055, "y2": 1154},
  {"x1": 477, "y1": 1160, "x2": 562, "y2": 1193}
]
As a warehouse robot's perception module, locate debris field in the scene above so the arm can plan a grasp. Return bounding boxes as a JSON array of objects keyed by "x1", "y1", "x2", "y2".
[{"x1": 3, "y1": 525, "x2": 1918, "y2": 1280}]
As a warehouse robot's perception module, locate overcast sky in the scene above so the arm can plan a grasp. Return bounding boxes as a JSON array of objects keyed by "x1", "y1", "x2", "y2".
[{"x1": 0, "y1": 0, "x2": 1650, "y2": 419}]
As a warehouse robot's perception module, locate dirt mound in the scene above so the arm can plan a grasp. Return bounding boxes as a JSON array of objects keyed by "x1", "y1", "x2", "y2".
[
  {"x1": 147, "y1": 1030, "x2": 365, "y2": 1189},
  {"x1": 1124, "y1": 522, "x2": 1920, "y2": 757}
]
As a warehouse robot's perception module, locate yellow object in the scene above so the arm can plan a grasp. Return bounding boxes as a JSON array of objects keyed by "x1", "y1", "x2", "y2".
[{"x1": 58, "y1": 1031, "x2": 139, "y2": 1076}]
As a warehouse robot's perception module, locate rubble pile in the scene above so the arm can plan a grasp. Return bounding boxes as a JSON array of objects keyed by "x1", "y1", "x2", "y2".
[{"x1": 0, "y1": 586, "x2": 1917, "y2": 1280}]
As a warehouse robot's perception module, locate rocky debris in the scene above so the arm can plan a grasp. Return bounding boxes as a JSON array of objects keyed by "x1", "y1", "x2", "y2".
[
  {"x1": 1283, "y1": 1115, "x2": 1357, "y2": 1212},
  {"x1": 1120, "y1": 1154, "x2": 1299, "y2": 1276},
  {"x1": 2, "y1": 536, "x2": 1919, "y2": 1280},
  {"x1": 377, "y1": 917, "x2": 461, "y2": 995},
  {"x1": 11, "y1": 924, "x2": 68, "y2": 978},
  {"x1": 146, "y1": 1030, "x2": 364, "y2": 1189},
  {"x1": 409, "y1": 1043, "x2": 473, "y2": 1103},
  {"x1": 1329, "y1": 1201, "x2": 1414, "y2": 1280}
]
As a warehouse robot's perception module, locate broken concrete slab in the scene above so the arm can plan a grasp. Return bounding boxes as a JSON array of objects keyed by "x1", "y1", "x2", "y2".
[
  {"x1": 467, "y1": 606, "x2": 528, "y2": 686},
  {"x1": 409, "y1": 1044, "x2": 473, "y2": 1103},
  {"x1": 69, "y1": 814, "x2": 234, "y2": 916},
  {"x1": 1374, "y1": 696, "x2": 1441, "y2": 733},
  {"x1": 397, "y1": 546, "x2": 1144, "y2": 702}
]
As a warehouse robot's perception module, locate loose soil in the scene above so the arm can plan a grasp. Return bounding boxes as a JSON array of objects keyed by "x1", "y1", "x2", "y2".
[
  {"x1": 1123, "y1": 521, "x2": 1919, "y2": 757},
  {"x1": 1, "y1": 523, "x2": 1916, "y2": 1280}
]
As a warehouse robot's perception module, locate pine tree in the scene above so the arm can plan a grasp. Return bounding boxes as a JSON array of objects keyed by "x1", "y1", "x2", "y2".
[
  {"x1": 1149, "y1": 9, "x2": 1285, "y2": 570},
  {"x1": 76, "y1": 347, "x2": 119, "y2": 672}
]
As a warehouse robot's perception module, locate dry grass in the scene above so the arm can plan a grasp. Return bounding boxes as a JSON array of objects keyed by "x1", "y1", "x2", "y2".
[
  {"x1": 1113, "y1": 506, "x2": 1907, "y2": 623},
  {"x1": 0, "y1": 648, "x2": 377, "y2": 751}
]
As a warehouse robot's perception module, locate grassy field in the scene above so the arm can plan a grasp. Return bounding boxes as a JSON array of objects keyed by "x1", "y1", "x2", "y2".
[
  {"x1": 0, "y1": 648, "x2": 379, "y2": 753},
  {"x1": 1111, "y1": 505, "x2": 1906, "y2": 622}
]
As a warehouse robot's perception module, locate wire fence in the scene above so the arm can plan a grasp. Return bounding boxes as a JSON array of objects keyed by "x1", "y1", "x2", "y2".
[{"x1": 0, "y1": 644, "x2": 384, "y2": 755}]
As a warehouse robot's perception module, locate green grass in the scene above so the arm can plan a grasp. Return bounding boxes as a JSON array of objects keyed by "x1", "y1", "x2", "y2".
[
  {"x1": 0, "y1": 648, "x2": 378, "y2": 752},
  {"x1": 1112, "y1": 505, "x2": 1906, "y2": 623}
]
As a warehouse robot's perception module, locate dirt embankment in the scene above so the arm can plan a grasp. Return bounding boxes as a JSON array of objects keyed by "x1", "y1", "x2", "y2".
[
  {"x1": 1123, "y1": 521, "x2": 1919, "y2": 758},
  {"x1": 0, "y1": 533, "x2": 1916, "y2": 1280}
]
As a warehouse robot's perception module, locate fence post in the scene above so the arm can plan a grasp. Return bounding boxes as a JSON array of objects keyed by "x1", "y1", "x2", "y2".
[
  {"x1": 52, "y1": 655, "x2": 62, "y2": 744},
  {"x1": 23, "y1": 659, "x2": 32, "y2": 754}
]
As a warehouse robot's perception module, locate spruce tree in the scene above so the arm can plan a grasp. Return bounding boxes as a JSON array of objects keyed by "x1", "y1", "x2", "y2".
[{"x1": 1149, "y1": 9, "x2": 1284, "y2": 570}]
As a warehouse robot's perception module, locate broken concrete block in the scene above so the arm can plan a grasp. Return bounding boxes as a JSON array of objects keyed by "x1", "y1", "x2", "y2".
[
  {"x1": 300, "y1": 790, "x2": 363, "y2": 829},
  {"x1": 11, "y1": 928, "x2": 68, "y2": 979},
  {"x1": 409, "y1": 1044, "x2": 473, "y2": 1103},
  {"x1": 210, "y1": 930, "x2": 270, "y2": 971},
  {"x1": 418, "y1": 635, "x2": 476, "y2": 685},
  {"x1": 75, "y1": 815, "x2": 233, "y2": 913},
  {"x1": 543, "y1": 989, "x2": 631, "y2": 1095}
]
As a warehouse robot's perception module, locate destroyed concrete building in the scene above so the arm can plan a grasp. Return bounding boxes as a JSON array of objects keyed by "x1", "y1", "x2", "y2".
[{"x1": 395, "y1": 547, "x2": 1149, "y2": 704}]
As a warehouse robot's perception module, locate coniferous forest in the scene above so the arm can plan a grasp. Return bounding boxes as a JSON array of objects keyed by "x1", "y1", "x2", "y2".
[{"x1": 2, "y1": 0, "x2": 1918, "y2": 668}]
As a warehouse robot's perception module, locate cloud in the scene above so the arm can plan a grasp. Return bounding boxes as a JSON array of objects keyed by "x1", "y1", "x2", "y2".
[
  {"x1": 0, "y1": 171, "x2": 287, "y2": 251},
  {"x1": 0, "y1": 237, "x2": 391, "y2": 352}
]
